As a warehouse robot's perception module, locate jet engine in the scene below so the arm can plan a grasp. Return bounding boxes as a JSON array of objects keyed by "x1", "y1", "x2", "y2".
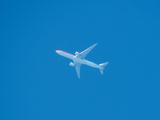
[
  {"x1": 69, "y1": 62, "x2": 74, "y2": 66},
  {"x1": 75, "y1": 51, "x2": 80, "y2": 55}
]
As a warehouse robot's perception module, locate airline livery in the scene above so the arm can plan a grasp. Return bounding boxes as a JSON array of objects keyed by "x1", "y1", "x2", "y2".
[{"x1": 56, "y1": 43, "x2": 109, "y2": 79}]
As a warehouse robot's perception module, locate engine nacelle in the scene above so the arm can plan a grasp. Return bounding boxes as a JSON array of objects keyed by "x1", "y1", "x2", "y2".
[
  {"x1": 75, "y1": 51, "x2": 80, "y2": 55},
  {"x1": 69, "y1": 62, "x2": 74, "y2": 66}
]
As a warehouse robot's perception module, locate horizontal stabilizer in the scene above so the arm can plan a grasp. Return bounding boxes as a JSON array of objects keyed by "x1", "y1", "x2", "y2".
[
  {"x1": 99, "y1": 62, "x2": 109, "y2": 68},
  {"x1": 99, "y1": 62, "x2": 109, "y2": 75},
  {"x1": 99, "y1": 68, "x2": 103, "y2": 74}
]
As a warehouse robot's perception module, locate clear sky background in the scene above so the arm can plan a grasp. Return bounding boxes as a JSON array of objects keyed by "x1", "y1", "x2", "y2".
[{"x1": 1, "y1": 0, "x2": 160, "y2": 120}]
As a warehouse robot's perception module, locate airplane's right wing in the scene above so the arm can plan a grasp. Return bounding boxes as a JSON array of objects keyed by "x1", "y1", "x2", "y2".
[
  {"x1": 78, "y1": 43, "x2": 98, "y2": 59},
  {"x1": 74, "y1": 62, "x2": 81, "y2": 79}
]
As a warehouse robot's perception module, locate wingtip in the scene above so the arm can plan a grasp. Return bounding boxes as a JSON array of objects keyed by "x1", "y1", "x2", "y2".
[{"x1": 92, "y1": 43, "x2": 98, "y2": 47}]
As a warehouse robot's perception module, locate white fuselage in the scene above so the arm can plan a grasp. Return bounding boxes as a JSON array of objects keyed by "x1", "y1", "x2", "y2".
[{"x1": 56, "y1": 50, "x2": 102, "y2": 69}]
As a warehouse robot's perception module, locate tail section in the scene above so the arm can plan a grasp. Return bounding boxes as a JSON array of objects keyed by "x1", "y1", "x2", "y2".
[
  {"x1": 99, "y1": 62, "x2": 109, "y2": 74},
  {"x1": 99, "y1": 62, "x2": 109, "y2": 67},
  {"x1": 99, "y1": 68, "x2": 104, "y2": 74}
]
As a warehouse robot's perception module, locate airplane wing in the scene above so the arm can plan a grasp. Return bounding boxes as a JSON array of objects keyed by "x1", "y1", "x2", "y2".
[
  {"x1": 74, "y1": 62, "x2": 81, "y2": 79},
  {"x1": 78, "y1": 43, "x2": 98, "y2": 59}
]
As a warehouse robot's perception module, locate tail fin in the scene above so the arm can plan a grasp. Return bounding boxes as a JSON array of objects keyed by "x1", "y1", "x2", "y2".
[{"x1": 99, "y1": 62, "x2": 109, "y2": 74}]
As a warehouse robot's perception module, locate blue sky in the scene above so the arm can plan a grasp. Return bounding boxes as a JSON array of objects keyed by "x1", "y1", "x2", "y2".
[{"x1": 1, "y1": 0, "x2": 160, "y2": 120}]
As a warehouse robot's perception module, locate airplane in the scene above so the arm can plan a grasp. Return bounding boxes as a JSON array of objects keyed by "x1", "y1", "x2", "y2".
[{"x1": 56, "y1": 43, "x2": 109, "y2": 79}]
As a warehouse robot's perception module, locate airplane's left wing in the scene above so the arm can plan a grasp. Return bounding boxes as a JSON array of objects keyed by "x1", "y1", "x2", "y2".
[
  {"x1": 74, "y1": 62, "x2": 81, "y2": 79},
  {"x1": 78, "y1": 43, "x2": 98, "y2": 59}
]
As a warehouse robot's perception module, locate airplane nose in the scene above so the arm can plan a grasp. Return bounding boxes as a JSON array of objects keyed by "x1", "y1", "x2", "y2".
[
  {"x1": 55, "y1": 50, "x2": 58, "y2": 54},
  {"x1": 55, "y1": 50, "x2": 63, "y2": 55},
  {"x1": 55, "y1": 50, "x2": 60, "y2": 55}
]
